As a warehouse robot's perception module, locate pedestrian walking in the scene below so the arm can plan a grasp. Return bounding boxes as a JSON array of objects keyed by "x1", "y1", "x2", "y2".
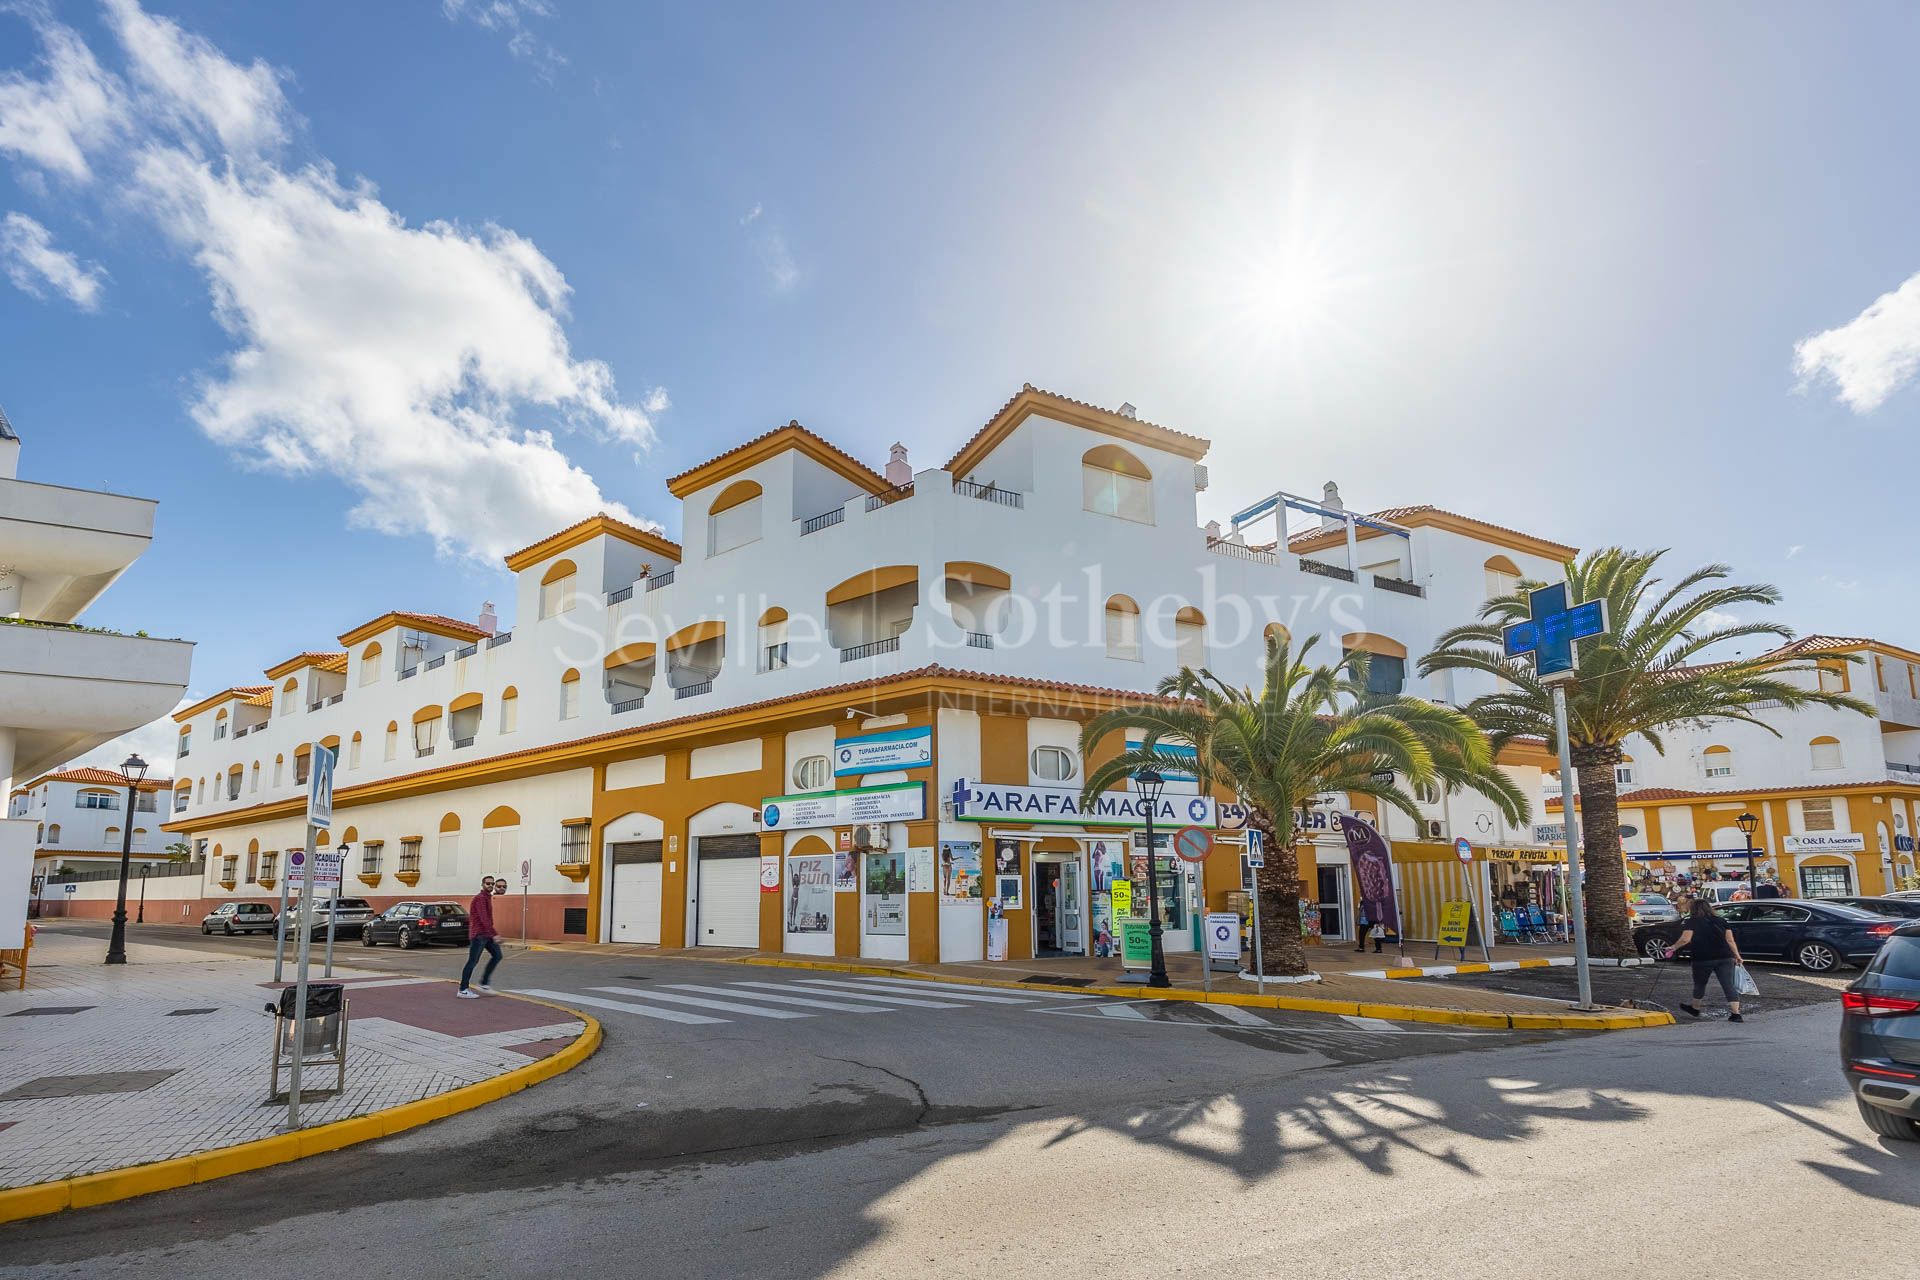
[
  {"x1": 1663, "y1": 898, "x2": 1745, "y2": 1022},
  {"x1": 1354, "y1": 902, "x2": 1371, "y2": 953},
  {"x1": 458, "y1": 874, "x2": 504, "y2": 998}
]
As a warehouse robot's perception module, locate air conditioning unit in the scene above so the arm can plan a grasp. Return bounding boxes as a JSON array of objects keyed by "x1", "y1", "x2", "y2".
[
  {"x1": 1425, "y1": 819, "x2": 1446, "y2": 840},
  {"x1": 851, "y1": 822, "x2": 891, "y2": 851}
]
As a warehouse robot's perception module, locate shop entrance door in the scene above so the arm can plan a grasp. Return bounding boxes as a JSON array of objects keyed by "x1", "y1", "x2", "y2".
[
  {"x1": 1033, "y1": 855, "x2": 1085, "y2": 957},
  {"x1": 1315, "y1": 865, "x2": 1348, "y2": 940}
]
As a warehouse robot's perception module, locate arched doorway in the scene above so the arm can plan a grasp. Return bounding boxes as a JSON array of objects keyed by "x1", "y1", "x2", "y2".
[{"x1": 603, "y1": 810, "x2": 664, "y2": 944}]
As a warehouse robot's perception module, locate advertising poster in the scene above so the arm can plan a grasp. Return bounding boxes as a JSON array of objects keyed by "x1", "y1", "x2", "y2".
[
  {"x1": 993, "y1": 836, "x2": 1023, "y2": 878},
  {"x1": 865, "y1": 852, "x2": 906, "y2": 935},
  {"x1": 905, "y1": 846, "x2": 935, "y2": 894},
  {"x1": 1339, "y1": 813, "x2": 1401, "y2": 937},
  {"x1": 1090, "y1": 890, "x2": 1117, "y2": 957},
  {"x1": 833, "y1": 850, "x2": 857, "y2": 892},
  {"x1": 759, "y1": 854, "x2": 781, "y2": 892},
  {"x1": 939, "y1": 841, "x2": 982, "y2": 902},
  {"x1": 995, "y1": 873, "x2": 1022, "y2": 910},
  {"x1": 786, "y1": 855, "x2": 833, "y2": 933}
]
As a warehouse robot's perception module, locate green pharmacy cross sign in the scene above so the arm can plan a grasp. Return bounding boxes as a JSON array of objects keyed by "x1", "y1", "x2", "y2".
[{"x1": 1502, "y1": 582, "x2": 1608, "y2": 681}]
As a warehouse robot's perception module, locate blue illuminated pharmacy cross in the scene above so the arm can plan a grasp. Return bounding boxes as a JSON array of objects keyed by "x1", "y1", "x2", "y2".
[{"x1": 1501, "y1": 583, "x2": 1609, "y2": 680}]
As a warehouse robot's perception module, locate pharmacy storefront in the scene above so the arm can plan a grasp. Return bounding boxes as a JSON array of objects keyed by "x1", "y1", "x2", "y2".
[
  {"x1": 761, "y1": 779, "x2": 927, "y2": 961},
  {"x1": 949, "y1": 778, "x2": 1220, "y2": 961}
]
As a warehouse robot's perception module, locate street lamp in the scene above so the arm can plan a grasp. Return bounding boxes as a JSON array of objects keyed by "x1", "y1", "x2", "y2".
[
  {"x1": 1134, "y1": 768, "x2": 1170, "y2": 989},
  {"x1": 1736, "y1": 811, "x2": 1761, "y2": 895},
  {"x1": 104, "y1": 752, "x2": 149, "y2": 965}
]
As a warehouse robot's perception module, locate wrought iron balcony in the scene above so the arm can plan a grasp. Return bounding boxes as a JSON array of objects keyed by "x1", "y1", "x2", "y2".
[
  {"x1": 673, "y1": 680, "x2": 714, "y2": 700},
  {"x1": 840, "y1": 636, "x2": 901, "y2": 662},
  {"x1": 612, "y1": 697, "x2": 646, "y2": 714},
  {"x1": 800, "y1": 507, "x2": 844, "y2": 535},
  {"x1": 966, "y1": 632, "x2": 994, "y2": 649},
  {"x1": 865, "y1": 483, "x2": 914, "y2": 511},
  {"x1": 952, "y1": 478, "x2": 1023, "y2": 508},
  {"x1": 645, "y1": 568, "x2": 676, "y2": 592},
  {"x1": 1299, "y1": 558, "x2": 1356, "y2": 582},
  {"x1": 1372, "y1": 574, "x2": 1425, "y2": 598}
]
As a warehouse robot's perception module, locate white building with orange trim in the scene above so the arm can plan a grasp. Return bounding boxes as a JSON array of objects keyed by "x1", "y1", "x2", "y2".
[
  {"x1": 147, "y1": 387, "x2": 1575, "y2": 956},
  {"x1": 1571, "y1": 635, "x2": 1920, "y2": 897},
  {"x1": 7, "y1": 767, "x2": 176, "y2": 880}
]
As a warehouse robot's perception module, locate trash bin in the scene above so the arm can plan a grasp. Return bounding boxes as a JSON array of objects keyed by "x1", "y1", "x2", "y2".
[{"x1": 267, "y1": 982, "x2": 351, "y2": 1098}]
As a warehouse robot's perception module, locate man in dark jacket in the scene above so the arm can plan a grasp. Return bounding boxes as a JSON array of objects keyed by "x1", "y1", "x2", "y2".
[{"x1": 458, "y1": 875, "x2": 504, "y2": 998}]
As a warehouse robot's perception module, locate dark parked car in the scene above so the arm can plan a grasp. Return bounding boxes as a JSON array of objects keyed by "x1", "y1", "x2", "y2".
[
  {"x1": 1832, "y1": 896, "x2": 1920, "y2": 921},
  {"x1": 200, "y1": 902, "x2": 277, "y2": 935},
  {"x1": 1840, "y1": 923, "x2": 1920, "y2": 1141},
  {"x1": 361, "y1": 901, "x2": 469, "y2": 949},
  {"x1": 1634, "y1": 899, "x2": 1901, "y2": 972}
]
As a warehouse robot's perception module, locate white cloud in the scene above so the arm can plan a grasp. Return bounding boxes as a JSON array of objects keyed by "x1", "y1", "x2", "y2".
[
  {"x1": 103, "y1": 0, "x2": 290, "y2": 157},
  {"x1": 0, "y1": 2, "x2": 663, "y2": 564},
  {"x1": 1786, "y1": 544, "x2": 1804, "y2": 559},
  {"x1": 0, "y1": 17, "x2": 126, "y2": 181},
  {"x1": 1692, "y1": 608, "x2": 1740, "y2": 634},
  {"x1": 1794, "y1": 268, "x2": 1920, "y2": 412},
  {"x1": 0, "y1": 210, "x2": 105, "y2": 309},
  {"x1": 442, "y1": 0, "x2": 565, "y2": 76},
  {"x1": 740, "y1": 203, "x2": 798, "y2": 292}
]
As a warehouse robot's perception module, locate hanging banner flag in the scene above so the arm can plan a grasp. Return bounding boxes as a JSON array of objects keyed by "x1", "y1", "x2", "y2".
[{"x1": 1339, "y1": 813, "x2": 1401, "y2": 939}]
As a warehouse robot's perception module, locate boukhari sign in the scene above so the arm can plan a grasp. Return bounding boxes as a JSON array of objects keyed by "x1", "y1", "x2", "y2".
[{"x1": 950, "y1": 779, "x2": 1217, "y2": 828}]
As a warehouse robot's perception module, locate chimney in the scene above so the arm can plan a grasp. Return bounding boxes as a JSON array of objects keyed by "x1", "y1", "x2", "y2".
[
  {"x1": 1204, "y1": 520, "x2": 1221, "y2": 542},
  {"x1": 0, "y1": 404, "x2": 18, "y2": 481},
  {"x1": 1117, "y1": 402, "x2": 1138, "y2": 419},
  {"x1": 477, "y1": 601, "x2": 498, "y2": 635},
  {"x1": 884, "y1": 443, "x2": 912, "y2": 487},
  {"x1": 1319, "y1": 481, "x2": 1345, "y2": 531}
]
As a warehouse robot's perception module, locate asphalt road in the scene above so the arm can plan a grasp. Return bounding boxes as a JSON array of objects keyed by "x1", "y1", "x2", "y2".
[{"x1": 8, "y1": 923, "x2": 1916, "y2": 1278}]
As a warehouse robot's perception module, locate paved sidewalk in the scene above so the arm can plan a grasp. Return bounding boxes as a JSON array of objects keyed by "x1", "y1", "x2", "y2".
[
  {"x1": 532, "y1": 940, "x2": 1666, "y2": 1028},
  {"x1": 0, "y1": 929, "x2": 590, "y2": 1194}
]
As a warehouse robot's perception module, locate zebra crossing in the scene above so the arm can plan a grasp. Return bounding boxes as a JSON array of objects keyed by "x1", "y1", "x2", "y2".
[{"x1": 514, "y1": 974, "x2": 1106, "y2": 1027}]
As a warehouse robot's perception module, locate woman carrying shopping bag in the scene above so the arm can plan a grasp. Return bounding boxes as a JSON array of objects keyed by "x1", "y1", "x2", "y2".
[{"x1": 1663, "y1": 898, "x2": 1747, "y2": 1022}]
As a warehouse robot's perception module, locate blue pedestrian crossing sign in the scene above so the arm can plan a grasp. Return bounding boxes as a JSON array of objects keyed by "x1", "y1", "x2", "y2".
[
  {"x1": 306, "y1": 743, "x2": 337, "y2": 831},
  {"x1": 1502, "y1": 582, "x2": 1608, "y2": 682}
]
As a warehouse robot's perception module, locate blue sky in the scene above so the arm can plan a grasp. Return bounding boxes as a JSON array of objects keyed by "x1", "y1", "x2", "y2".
[{"x1": 4, "y1": 1, "x2": 1920, "y2": 765}]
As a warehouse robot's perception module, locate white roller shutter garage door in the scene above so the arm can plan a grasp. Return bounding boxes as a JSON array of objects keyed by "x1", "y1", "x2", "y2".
[
  {"x1": 694, "y1": 834, "x2": 761, "y2": 948},
  {"x1": 609, "y1": 841, "x2": 662, "y2": 944}
]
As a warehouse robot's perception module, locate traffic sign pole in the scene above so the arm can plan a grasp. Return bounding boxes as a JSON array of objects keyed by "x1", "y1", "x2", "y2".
[
  {"x1": 1246, "y1": 829, "x2": 1266, "y2": 996},
  {"x1": 287, "y1": 743, "x2": 336, "y2": 1129},
  {"x1": 1552, "y1": 681, "x2": 1598, "y2": 1011},
  {"x1": 272, "y1": 871, "x2": 291, "y2": 984}
]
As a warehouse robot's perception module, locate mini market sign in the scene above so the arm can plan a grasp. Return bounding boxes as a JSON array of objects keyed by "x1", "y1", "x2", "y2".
[{"x1": 950, "y1": 778, "x2": 1218, "y2": 829}]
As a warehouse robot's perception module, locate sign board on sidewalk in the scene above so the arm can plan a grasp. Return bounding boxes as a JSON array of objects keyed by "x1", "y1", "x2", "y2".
[
  {"x1": 1120, "y1": 918, "x2": 1153, "y2": 969},
  {"x1": 1205, "y1": 912, "x2": 1240, "y2": 963},
  {"x1": 312, "y1": 848, "x2": 342, "y2": 888},
  {"x1": 1172, "y1": 825, "x2": 1212, "y2": 864},
  {"x1": 1436, "y1": 900, "x2": 1474, "y2": 948},
  {"x1": 306, "y1": 743, "x2": 336, "y2": 832}
]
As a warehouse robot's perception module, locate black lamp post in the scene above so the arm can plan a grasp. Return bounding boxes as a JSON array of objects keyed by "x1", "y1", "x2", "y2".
[
  {"x1": 1134, "y1": 768, "x2": 1170, "y2": 988},
  {"x1": 105, "y1": 752, "x2": 149, "y2": 965},
  {"x1": 137, "y1": 862, "x2": 150, "y2": 924},
  {"x1": 1736, "y1": 811, "x2": 1760, "y2": 895}
]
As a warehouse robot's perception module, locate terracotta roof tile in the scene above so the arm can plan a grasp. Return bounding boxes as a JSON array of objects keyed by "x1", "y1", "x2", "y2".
[
  {"x1": 1287, "y1": 504, "x2": 1575, "y2": 558},
  {"x1": 27, "y1": 766, "x2": 174, "y2": 790},
  {"x1": 664, "y1": 421, "x2": 889, "y2": 496},
  {"x1": 501, "y1": 512, "x2": 682, "y2": 570},
  {"x1": 945, "y1": 385, "x2": 1211, "y2": 475}
]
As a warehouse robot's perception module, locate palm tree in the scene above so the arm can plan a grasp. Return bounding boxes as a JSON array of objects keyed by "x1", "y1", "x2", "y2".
[
  {"x1": 1080, "y1": 634, "x2": 1528, "y2": 977},
  {"x1": 1420, "y1": 548, "x2": 1873, "y2": 959}
]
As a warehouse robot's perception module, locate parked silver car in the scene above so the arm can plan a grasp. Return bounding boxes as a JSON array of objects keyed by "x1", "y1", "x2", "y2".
[
  {"x1": 1626, "y1": 892, "x2": 1680, "y2": 926},
  {"x1": 288, "y1": 897, "x2": 375, "y2": 940},
  {"x1": 200, "y1": 902, "x2": 277, "y2": 935}
]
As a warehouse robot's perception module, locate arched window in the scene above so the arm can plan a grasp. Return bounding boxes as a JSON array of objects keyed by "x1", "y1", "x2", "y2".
[
  {"x1": 1702, "y1": 744, "x2": 1734, "y2": 779},
  {"x1": 449, "y1": 692, "x2": 483, "y2": 748},
  {"x1": 1031, "y1": 745, "x2": 1078, "y2": 782},
  {"x1": 707, "y1": 480, "x2": 763, "y2": 556},
  {"x1": 1484, "y1": 555, "x2": 1522, "y2": 602},
  {"x1": 482, "y1": 806, "x2": 520, "y2": 877},
  {"x1": 1341, "y1": 632, "x2": 1409, "y2": 698},
  {"x1": 1174, "y1": 606, "x2": 1207, "y2": 670},
  {"x1": 225, "y1": 766, "x2": 242, "y2": 801},
  {"x1": 46, "y1": 823, "x2": 60, "y2": 845},
  {"x1": 214, "y1": 708, "x2": 228, "y2": 740},
  {"x1": 793, "y1": 754, "x2": 830, "y2": 792},
  {"x1": 1104, "y1": 595, "x2": 1141, "y2": 660},
  {"x1": 412, "y1": 706, "x2": 443, "y2": 757},
  {"x1": 272, "y1": 755, "x2": 283, "y2": 787},
  {"x1": 1082, "y1": 444, "x2": 1154, "y2": 523},
  {"x1": 539, "y1": 558, "x2": 577, "y2": 619},
  {"x1": 560, "y1": 668, "x2": 581, "y2": 720},
  {"x1": 759, "y1": 607, "x2": 790, "y2": 672},
  {"x1": 360, "y1": 641, "x2": 383, "y2": 686},
  {"x1": 500, "y1": 686, "x2": 519, "y2": 733},
  {"x1": 437, "y1": 813, "x2": 462, "y2": 876},
  {"x1": 280, "y1": 675, "x2": 298, "y2": 716},
  {"x1": 1818, "y1": 660, "x2": 1849, "y2": 694},
  {"x1": 294, "y1": 743, "x2": 313, "y2": 785},
  {"x1": 1810, "y1": 736, "x2": 1843, "y2": 770},
  {"x1": 105, "y1": 825, "x2": 122, "y2": 846},
  {"x1": 349, "y1": 731, "x2": 363, "y2": 769},
  {"x1": 384, "y1": 721, "x2": 398, "y2": 762}
]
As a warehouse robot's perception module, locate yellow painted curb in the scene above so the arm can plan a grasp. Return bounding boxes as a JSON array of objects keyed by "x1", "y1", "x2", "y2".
[
  {"x1": 0, "y1": 997, "x2": 601, "y2": 1228},
  {"x1": 718, "y1": 952, "x2": 1672, "y2": 1032}
]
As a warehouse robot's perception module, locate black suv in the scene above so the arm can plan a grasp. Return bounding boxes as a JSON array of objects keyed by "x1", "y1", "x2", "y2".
[
  {"x1": 361, "y1": 901, "x2": 470, "y2": 949},
  {"x1": 1840, "y1": 923, "x2": 1920, "y2": 1141}
]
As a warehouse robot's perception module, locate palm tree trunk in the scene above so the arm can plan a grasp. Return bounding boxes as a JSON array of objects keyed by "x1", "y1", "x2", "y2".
[
  {"x1": 1249, "y1": 811, "x2": 1309, "y2": 977},
  {"x1": 1571, "y1": 754, "x2": 1635, "y2": 959}
]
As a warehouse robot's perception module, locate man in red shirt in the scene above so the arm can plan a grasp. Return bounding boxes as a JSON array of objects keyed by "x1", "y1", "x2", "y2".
[{"x1": 458, "y1": 875, "x2": 504, "y2": 998}]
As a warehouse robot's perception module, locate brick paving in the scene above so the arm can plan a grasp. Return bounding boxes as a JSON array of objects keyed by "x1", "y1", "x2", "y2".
[{"x1": 0, "y1": 930, "x2": 586, "y2": 1189}]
